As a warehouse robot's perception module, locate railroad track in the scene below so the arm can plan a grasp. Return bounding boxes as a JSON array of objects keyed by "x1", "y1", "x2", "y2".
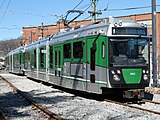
[
  {"x1": 105, "y1": 99, "x2": 160, "y2": 115},
  {"x1": 141, "y1": 99, "x2": 160, "y2": 105},
  {"x1": 0, "y1": 76, "x2": 64, "y2": 120},
  {"x1": 0, "y1": 107, "x2": 8, "y2": 120}
]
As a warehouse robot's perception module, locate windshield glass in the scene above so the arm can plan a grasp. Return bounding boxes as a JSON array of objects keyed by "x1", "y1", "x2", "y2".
[{"x1": 109, "y1": 38, "x2": 149, "y2": 66}]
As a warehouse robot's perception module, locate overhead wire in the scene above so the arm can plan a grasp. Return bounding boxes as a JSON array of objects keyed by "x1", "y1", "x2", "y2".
[
  {"x1": 62, "y1": 0, "x2": 87, "y2": 28},
  {"x1": 2, "y1": 1, "x2": 159, "y2": 31},
  {"x1": 84, "y1": 4, "x2": 92, "y2": 12},
  {"x1": 63, "y1": 0, "x2": 84, "y2": 20},
  {"x1": 0, "y1": 1, "x2": 90, "y2": 19},
  {"x1": 0, "y1": 0, "x2": 92, "y2": 30},
  {"x1": 0, "y1": 10, "x2": 46, "y2": 17},
  {"x1": 0, "y1": 0, "x2": 11, "y2": 24},
  {"x1": 75, "y1": 1, "x2": 92, "y2": 21},
  {"x1": 73, "y1": 0, "x2": 84, "y2": 10},
  {"x1": 4, "y1": 1, "x2": 153, "y2": 19},
  {"x1": 77, "y1": 3, "x2": 91, "y2": 10},
  {"x1": 51, "y1": 1, "x2": 84, "y2": 25},
  {"x1": 45, "y1": 1, "x2": 91, "y2": 26},
  {"x1": 0, "y1": 0, "x2": 5, "y2": 10},
  {"x1": 100, "y1": 4, "x2": 160, "y2": 12},
  {"x1": 82, "y1": 15, "x2": 92, "y2": 21},
  {"x1": 0, "y1": 27, "x2": 21, "y2": 30}
]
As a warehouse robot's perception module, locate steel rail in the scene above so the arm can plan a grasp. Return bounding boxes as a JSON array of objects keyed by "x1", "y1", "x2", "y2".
[
  {"x1": 0, "y1": 107, "x2": 8, "y2": 120},
  {"x1": 142, "y1": 99, "x2": 160, "y2": 105},
  {"x1": 105, "y1": 99, "x2": 160, "y2": 115},
  {"x1": 0, "y1": 76, "x2": 64, "y2": 120}
]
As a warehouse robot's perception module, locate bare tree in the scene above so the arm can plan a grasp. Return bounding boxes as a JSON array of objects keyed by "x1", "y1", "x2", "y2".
[{"x1": 0, "y1": 37, "x2": 22, "y2": 56}]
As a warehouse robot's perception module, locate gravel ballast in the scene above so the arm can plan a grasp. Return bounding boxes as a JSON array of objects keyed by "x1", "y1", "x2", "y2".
[{"x1": 0, "y1": 73, "x2": 160, "y2": 120}]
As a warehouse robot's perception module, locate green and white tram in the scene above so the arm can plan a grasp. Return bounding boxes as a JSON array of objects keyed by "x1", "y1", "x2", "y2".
[
  {"x1": 6, "y1": 46, "x2": 25, "y2": 75},
  {"x1": 7, "y1": 17, "x2": 150, "y2": 98}
]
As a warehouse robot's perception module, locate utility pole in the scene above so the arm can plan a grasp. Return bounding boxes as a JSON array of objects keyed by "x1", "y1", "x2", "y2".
[
  {"x1": 152, "y1": 0, "x2": 158, "y2": 87},
  {"x1": 30, "y1": 31, "x2": 33, "y2": 43},
  {"x1": 88, "y1": 0, "x2": 102, "y2": 23},
  {"x1": 38, "y1": 22, "x2": 45, "y2": 38},
  {"x1": 41, "y1": 22, "x2": 44, "y2": 38},
  {"x1": 29, "y1": 31, "x2": 35, "y2": 43},
  {"x1": 91, "y1": 0, "x2": 96, "y2": 22}
]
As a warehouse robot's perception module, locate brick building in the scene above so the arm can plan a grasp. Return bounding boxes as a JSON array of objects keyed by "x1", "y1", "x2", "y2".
[
  {"x1": 23, "y1": 12, "x2": 159, "y2": 45},
  {"x1": 22, "y1": 19, "x2": 92, "y2": 45},
  {"x1": 22, "y1": 12, "x2": 160, "y2": 75}
]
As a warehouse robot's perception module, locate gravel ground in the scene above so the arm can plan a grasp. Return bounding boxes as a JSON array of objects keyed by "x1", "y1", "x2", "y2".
[
  {"x1": 0, "y1": 74, "x2": 49, "y2": 120},
  {"x1": 0, "y1": 72, "x2": 160, "y2": 120}
]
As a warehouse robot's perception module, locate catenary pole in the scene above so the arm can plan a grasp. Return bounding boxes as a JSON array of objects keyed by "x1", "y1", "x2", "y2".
[
  {"x1": 88, "y1": 0, "x2": 101, "y2": 23},
  {"x1": 38, "y1": 22, "x2": 44, "y2": 38},
  {"x1": 30, "y1": 31, "x2": 32, "y2": 43},
  {"x1": 152, "y1": 0, "x2": 158, "y2": 86},
  {"x1": 91, "y1": 0, "x2": 96, "y2": 22},
  {"x1": 41, "y1": 22, "x2": 44, "y2": 38}
]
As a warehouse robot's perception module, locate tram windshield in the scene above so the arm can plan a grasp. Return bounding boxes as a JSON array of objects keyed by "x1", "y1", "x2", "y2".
[{"x1": 109, "y1": 38, "x2": 149, "y2": 66}]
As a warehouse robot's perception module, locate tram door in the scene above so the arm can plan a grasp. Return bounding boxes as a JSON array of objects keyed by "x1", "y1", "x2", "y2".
[
  {"x1": 86, "y1": 36, "x2": 107, "y2": 83},
  {"x1": 54, "y1": 46, "x2": 62, "y2": 77},
  {"x1": 46, "y1": 42, "x2": 49, "y2": 81},
  {"x1": 86, "y1": 38, "x2": 96, "y2": 83}
]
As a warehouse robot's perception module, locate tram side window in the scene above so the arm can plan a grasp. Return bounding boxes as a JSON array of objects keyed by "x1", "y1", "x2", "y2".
[
  {"x1": 58, "y1": 51, "x2": 61, "y2": 67},
  {"x1": 63, "y1": 43, "x2": 71, "y2": 58},
  {"x1": 73, "y1": 41, "x2": 83, "y2": 58},
  {"x1": 34, "y1": 49, "x2": 36, "y2": 68},
  {"x1": 24, "y1": 52, "x2": 29, "y2": 69},
  {"x1": 40, "y1": 48, "x2": 44, "y2": 68},
  {"x1": 49, "y1": 46, "x2": 53, "y2": 68},
  {"x1": 15, "y1": 54, "x2": 19, "y2": 63},
  {"x1": 14, "y1": 54, "x2": 19, "y2": 68},
  {"x1": 14, "y1": 54, "x2": 19, "y2": 61},
  {"x1": 55, "y1": 51, "x2": 57, "y2": 65},
  {"x1": 25, "y1": 52, "x2": 30, "y2": 61}
]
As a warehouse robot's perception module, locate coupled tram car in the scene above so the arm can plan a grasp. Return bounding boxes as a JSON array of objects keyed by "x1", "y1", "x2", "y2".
[{"x1": 6, "y1": 17, "x2": 150, "y2": 99}]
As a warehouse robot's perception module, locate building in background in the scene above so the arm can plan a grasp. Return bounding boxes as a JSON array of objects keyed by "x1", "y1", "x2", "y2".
[
  {"x1": 22, "y1": 12, "x2": 160, "y2": 75},
  {"x1": 22, "y1": 19, "x2": 91, "y2": 45}
]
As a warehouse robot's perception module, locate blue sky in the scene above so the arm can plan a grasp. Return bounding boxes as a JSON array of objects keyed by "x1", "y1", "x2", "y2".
[{"x1": 0, "y1": 0, "x2": 160, "y2": 40}]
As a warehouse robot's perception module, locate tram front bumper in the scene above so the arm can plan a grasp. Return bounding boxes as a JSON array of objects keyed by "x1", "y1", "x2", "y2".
[{"x1": 123, "y1": 89, "x2": 145, "y2": 99}]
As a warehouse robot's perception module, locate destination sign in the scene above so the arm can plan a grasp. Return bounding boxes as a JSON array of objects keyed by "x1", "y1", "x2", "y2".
[{"x1": 112, "y1": 27, "x2": 147, "y2": 36}]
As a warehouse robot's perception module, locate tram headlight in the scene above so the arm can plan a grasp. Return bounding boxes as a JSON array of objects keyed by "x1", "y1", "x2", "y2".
[
  {"x1": 113, "y1": 75, "x2": 120, "y2": 81},
  {"x1": 146, "y1": 70, "x2": 149, "y2": 74},
  {"x1": 117, "y1": 70, "x2": 121, "y2": 74},
  {"x1": 111, "y1": 70, "x2": 115, "y2": 74},
  {"x1": 143, "y1": 69, "x2": 146, "y2": 74},
  {"x1": 143, "y1": 74, "x2": 148, "y2": 80}
]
